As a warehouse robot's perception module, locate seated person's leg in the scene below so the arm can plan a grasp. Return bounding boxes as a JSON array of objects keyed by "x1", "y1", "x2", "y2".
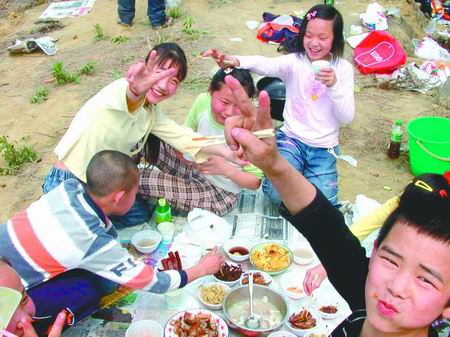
[
  {"x1": 304, "y1": 145, "x2": 339, "y2": 206},
  {"x1": 262, "y1": 130, "x2": 305, "y2": 205},
  {"x1": 41, "y1": 167, "x2": 78, "y2": 194},
  {"x1": 109, "y1": 194, "x2": 154, "y2": 228},
  {"x1": 28, "y1": 269, "x2": 117, "y2": 336}
]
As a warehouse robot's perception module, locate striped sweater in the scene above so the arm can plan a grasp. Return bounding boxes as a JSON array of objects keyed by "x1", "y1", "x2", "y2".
[{"x1": 0, "y1": 179, "x2": 184, "y2": 293}]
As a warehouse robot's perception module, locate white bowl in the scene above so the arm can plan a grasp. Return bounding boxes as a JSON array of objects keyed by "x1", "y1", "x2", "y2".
[
  {"x1": 223, "y1": 238, "x2": 253, "y2": 262},
  {"x1": 290, "y1": 245, "x2": 315, "y2": 266},
  {"x1": 286, "y1": 308, "x2": 322, "y2": 337},
  {"x1": 239, "y1": 270, "x2": 273, "y2": 287},
  {"x1": 126, "y1": 320, "x2": 163, "y2": 337},
  {"x1": 303, "y1": 328, "x2": 329, "y2": 337},
  {"x1": 313, "y1": 298, "x2": 341, "y2": 320},
  {"x1": 280, "y1": 272, "x2": 306, "y2": 300},
  {"x1": 131, "y1": 230, "x2": 162, "y2": 254},
  {"x1": 268, "y1": 331, "x2": 297, "y2": 337},
  {"x1": 212, "y1": 262, "x2": 243, "y2": 287},
  {"x1": 197, "y1": 282, "x2": 231, "y2": 310}
]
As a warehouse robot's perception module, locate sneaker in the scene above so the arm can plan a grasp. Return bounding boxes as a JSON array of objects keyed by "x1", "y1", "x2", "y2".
[
  {"x1": 117, "y1": 18, "x2": 132, "y2": 27},
  {"x1": 152, "y1": 17, "x2": 174, "y2": 30}
]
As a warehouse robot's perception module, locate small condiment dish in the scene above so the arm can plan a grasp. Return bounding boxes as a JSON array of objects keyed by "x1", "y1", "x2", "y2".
[
  {"x1": 280, "y1": 272, "x2": 306, "y2": 300},
  {"x1": 131, "y1": 230, "x2": 162, "y2": 254},
  {"x1": 223, "y1": 238, "x2": 254, "y2": 262},
  {"x1": 313, "y1": 297, "x2": 341, "y2": 320},
  {"x1": 290, "y1": 244, "x2": 315, "y2": 266},
  {"x1": 197, "y1": 281, "x2": 230, "y2": 310},
  {"x1": 125, "y1": 320, "x2": 163, "y2": 337}
]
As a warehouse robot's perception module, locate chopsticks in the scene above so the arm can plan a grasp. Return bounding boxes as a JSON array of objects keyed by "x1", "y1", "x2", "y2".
[{"x1": 186, "y1": 128, "x2": 275, "y2": 149}]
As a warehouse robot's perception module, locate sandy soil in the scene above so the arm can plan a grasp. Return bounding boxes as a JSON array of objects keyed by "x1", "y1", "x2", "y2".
[{"x1": 0, "y1": 0, "x2": 448, "y2": 219}]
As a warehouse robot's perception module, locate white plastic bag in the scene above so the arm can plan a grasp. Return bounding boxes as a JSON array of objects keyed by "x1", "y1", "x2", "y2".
[
  {"x1": 360, "y1": 2, "x2": 388, "y2": 31},
  {"x1": 414, "y1": 37, "x2": 450, "y2": 61}
]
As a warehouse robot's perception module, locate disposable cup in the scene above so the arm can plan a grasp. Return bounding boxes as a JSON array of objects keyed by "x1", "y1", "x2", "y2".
[
  {"x1": 157, "y1": 222, "x2": 175, "y2": 243},
  {"x1": 312, "y1": 60, "x2": 331, "y2": 73},
  {"x1": 165, "y1": 289, "x2": 183, "y2": 309},
  {"x1": 125, "y1": 320, "x2": 163, "y2": 337}
]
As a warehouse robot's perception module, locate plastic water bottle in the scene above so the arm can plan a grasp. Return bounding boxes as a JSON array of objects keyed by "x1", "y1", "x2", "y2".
[
  {"x1": 387, "y1": 119, "x2": 403, "y2": 159},
  {"x1": 155, "y1": 198, "x2": 173, "y2": 225}
]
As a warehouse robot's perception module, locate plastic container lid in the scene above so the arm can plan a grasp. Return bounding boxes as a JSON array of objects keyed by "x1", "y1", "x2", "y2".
[
  {"x1": 157, "y1": 198, "x2": 169, "y2": 212},
  {"x1": 395, "y1": 119, "x2": 403, "y2": 126}
]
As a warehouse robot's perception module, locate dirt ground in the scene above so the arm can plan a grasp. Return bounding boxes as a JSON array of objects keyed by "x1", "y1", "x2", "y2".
[{"x1": 0, "y1": 0, "x2": 448, "y2": 219}]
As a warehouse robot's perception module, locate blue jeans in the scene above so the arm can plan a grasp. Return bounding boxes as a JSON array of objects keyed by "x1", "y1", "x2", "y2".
[
  {"x1": 28, "y1": 269, "x2": 116, "y2": 336},
  {"x1": 117, "y1": 0, "x2": 166, "y2": 26},
  {"x1": 42, "y1": 166, "x2": 154, "y2": 228},
  {"x1": 262, "y1": 129, "x2": 340, "y2": 206}
]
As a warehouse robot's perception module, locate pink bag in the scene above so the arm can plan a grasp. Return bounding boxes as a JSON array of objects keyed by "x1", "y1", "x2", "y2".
[{"x1": 354, "y1": 30, "x2": 407, "y2": 74}]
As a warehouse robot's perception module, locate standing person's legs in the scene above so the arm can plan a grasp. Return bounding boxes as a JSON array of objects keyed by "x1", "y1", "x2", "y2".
[
  {"x1": 28, "y1": 269, "x2": 116, "y2": 337},
  {"x1": 262, "y1": 130, "x2": 306, "y2": 206},
  {"x1": 148, "y1": 0, "x2": 167, "y2": 27},
  {"x1": 304, "y1": 145, "x2": 340, "y2": 206},
  {"x1": 117, "y1": 0, "x2": 136, "y2": 25}
]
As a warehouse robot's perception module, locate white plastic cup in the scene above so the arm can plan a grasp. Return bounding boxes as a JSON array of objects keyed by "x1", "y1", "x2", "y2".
[
  {"x1": 312, "y1": 60, "x2": 331, "y2": 73},
  {"x1": 165, "y1": 288, "x2": 183, "y2": 309},
  {"x1": 157, "y1": 221, "x2": 175, "y2": 243},
  {"x1": 125, "y1": 320, "x2": 163, "y2": 337}
]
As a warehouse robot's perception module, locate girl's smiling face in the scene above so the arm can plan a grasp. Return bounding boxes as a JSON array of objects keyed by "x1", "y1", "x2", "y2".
[
  {"x1": 145, "y1": 59, "x2": 180, "y2": 104},
  {"x1": 364, "y1": 223, "x2": 450, "y2": 335},
  {"x1": 303, "y1": 18, "x2": 334, "y2": 61}
]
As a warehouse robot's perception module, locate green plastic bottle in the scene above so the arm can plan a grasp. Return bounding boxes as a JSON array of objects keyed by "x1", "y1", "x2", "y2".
[
  {"x1": 387, "y1": 119, "x2": 403, "y2": 160},
  {"x1": 155, "y1": 198, "x2": 173, "y2": 225},
  {"x1": 324, "y1": 0, "x2": 335, "y2": 5}
]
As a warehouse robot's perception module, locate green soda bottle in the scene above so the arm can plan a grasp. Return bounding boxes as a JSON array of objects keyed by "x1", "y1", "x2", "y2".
[
  {"x1": 387, "y1": 119, "x2": 403, "y2": 160},
  {"x1": 324, "y1": 0, "x2": 335, "y2": 5},
  {"x1": 155, "y1": 198, "x2": 173, "y2": 225}
]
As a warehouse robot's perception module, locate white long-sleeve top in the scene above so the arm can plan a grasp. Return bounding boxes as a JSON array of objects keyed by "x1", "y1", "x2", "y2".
[{"x1": 238, "y1": 53, "x2": 355, "y2": 148}]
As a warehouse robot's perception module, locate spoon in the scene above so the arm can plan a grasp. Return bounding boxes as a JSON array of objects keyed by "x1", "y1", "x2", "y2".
[{"x1": 245, "y1": 272, "x2": 261, "y2": 329}]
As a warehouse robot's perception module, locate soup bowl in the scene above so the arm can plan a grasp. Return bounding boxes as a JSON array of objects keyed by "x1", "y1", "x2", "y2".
[{"x1": 223, "y1": 285, "x2": 288, "y2": 337}]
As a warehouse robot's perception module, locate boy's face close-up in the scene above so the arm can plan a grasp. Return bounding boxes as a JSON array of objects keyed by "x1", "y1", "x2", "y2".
[
  {"x1": 0, "y1": 263, "x2": 36, "y2": 337},
  {"x1": 210, "y1": 84, "x2": 243, "y2": 125},
  {"x1": 365, "y1": 223, "x2": 450, "y2": 335}
]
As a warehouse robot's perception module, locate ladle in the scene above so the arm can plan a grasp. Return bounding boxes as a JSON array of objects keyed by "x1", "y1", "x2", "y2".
[{"x1": 244, "y1": 272, "x2": 261, "y2": 329}]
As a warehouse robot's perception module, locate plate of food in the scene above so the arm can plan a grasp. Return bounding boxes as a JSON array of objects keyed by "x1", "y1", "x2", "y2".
[
  {"x1": 165, "y1": 309, "x2": 228, "y2": 337},
  {"x1": 198, "y1": 282, "x2": 231, "y2": 310},
  {"x1": 286, "y1": 309, "x2": 322, "y2": 336},
  {"x1": 213, "y1": 262, "x2": 243, "y2": 287},
  {"x1": 249, "y1": 242, "x2": 292, "y2": 275},
  {"x1": 239, "y1": 270, "x2": 273, "y2": 286}
]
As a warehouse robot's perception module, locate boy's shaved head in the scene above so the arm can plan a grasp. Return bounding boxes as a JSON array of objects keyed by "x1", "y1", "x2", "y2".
[{"x1": 86, "y1": 150, "x2": 139, "y2": 197}]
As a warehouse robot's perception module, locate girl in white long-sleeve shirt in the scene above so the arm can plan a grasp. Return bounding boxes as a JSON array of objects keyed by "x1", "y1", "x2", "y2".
[{"x1": 203, "y1": 4, "x2": 355, "y2": 206}]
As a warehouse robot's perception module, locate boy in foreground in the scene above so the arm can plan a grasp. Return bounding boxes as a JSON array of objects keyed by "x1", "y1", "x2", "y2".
[
  {"x1": 223, "y1": 75, "x2": 450, "y2": 337},
  {"x1": 0, "y1": 150, "x2": 224, "y2": 336}
]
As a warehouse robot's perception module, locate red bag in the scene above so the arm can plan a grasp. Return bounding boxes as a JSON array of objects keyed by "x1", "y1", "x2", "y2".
[{"x1": 354, "y1": 30, "x2": 407, "y2": 74}]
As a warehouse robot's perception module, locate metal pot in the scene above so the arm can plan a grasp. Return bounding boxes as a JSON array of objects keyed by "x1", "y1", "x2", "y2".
[
  {"x1": 256, "y1": 77, "x2": 286, "y2": 122},
  {"x1": 223, "y1": 285, "x2": 288, "y2": 337}
]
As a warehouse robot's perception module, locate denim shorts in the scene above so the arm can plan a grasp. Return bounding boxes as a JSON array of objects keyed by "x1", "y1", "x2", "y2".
[{"x1": 262, "y1": 129, "x2": 340, "y2": 206}]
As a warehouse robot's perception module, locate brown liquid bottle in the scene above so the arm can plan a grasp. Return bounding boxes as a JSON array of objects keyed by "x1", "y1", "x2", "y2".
[{"x1": 388, "y1": 119, "x2": 403, "y2": 159}]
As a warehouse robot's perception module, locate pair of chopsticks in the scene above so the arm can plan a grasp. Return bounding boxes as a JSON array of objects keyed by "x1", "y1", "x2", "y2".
[{"x1": 186, "y1": 128, "x2": 275, "y2": 149}]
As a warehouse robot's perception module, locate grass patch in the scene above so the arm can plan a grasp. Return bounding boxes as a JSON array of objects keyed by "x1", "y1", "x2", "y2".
[
  {"x1": 0, "y1": 136, "x2": 38, "y2": 176},
  {"x1": 30, "y1": 87, "x2": 49, "y2": 104},
  {"x1": 181, "y1": 16, "x2": 208, "y2": 40},
  {"x1": 111, "y1": 35, "x2": 130, "y2": 44},
  {"x1": 208, "y1": 0, "x2": 229, "y2": 8},
  {"x1": 167, "y1": 6, "x2": 182, "y2": 19},
  {"x1": 182, "y1": 75, "x2": 210, "y2": 91},
  {"x1": 111, "y1": 69, "x2": 123, "y2": 80},
  {"x1": 78, "y1": 61, "x2": 96, "y2": 76},
  {"x1": 93, "y1": 23, "x2": 108, "y2": 42},
  {"x1": 52, "y1": 61, "x2": 80, "y2": 85}
]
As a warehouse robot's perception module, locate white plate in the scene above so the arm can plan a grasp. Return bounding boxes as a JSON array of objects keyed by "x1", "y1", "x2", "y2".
[{"x1": 165, "y1": 309, "x2": 229, "y2": 337}]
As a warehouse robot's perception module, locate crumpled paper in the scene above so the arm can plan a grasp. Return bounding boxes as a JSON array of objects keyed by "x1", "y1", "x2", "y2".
[
  {"x1": 360, "y1": 2, "x2": 388, "y2": 31},
  {"x1": 7, "y1": 36, "x2": 58, "y2": 56}
]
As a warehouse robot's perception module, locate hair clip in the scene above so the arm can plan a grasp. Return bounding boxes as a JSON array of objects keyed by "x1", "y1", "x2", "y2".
[
  {"x1": 307, "y1": 10, "x2": 317, "y2": 21},
  {"x1": 439, "y1": 189, "x2": 448, "y2": 198},
  {"x1": 224, "y1": 67, "x2": 234, "y2": 75},
  {"x1": 414, "y1": 180, "x2": 433, "y2": 192}
]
